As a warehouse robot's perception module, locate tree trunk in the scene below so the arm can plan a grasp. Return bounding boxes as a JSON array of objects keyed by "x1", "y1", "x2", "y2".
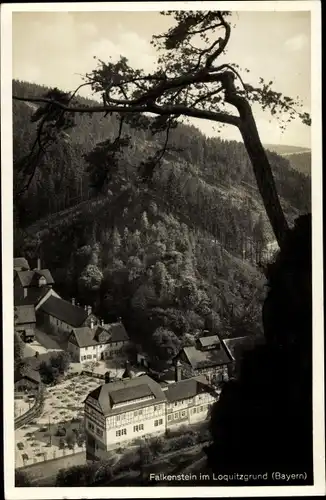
[
  {"x1": 239, "y1": 113, "x2": 289, "y2": 249},
  {"x1": 221, "y1": 72, "x2": 289, "y2": 249}
]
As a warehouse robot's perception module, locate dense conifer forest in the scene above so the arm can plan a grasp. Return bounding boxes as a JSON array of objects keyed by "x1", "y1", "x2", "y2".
[{"x1": 13, "y1": 79, "x2": 311, "y2": 362}]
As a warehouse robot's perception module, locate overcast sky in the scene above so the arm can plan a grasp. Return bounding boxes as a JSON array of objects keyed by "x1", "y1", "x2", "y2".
[{"x1": 12, "y1": 9, "x2": 311, "y2": 148}]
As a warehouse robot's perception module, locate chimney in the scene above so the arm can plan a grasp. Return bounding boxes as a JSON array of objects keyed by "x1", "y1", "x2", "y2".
[
  {"x1": 90, "y1": 319, "x2": 94, "y2": 330},
  {"x1": 35, "y1": 351, "x2": 39, "y2": 358},
  {"x1": 37, "y1": 257, "x2": 41, "y2": 270},
  {"x1": 101, "y1": 319, "x2": 104, "y2": 327},
  {"x1": 175, "y1": 359, "x2": 182, "y2": 383},
  {"x1": 23, "y1": 288, "x2": 28, "y2": 298},
  {"x1": 71, "y1": 298, "x2": 75, "y2": 306},
  {"x1": 117, "y1": 316, "x2": 122, "y2": 323},
  {"x1": 87, "y1": 305, "x2": 92, "y2": 316},
  {"x1": 84, "y1": 305, "x2": 87, "y2": 311},
  {"x1": 104, "y1": 371, "x2": 111, "y2": 384}
]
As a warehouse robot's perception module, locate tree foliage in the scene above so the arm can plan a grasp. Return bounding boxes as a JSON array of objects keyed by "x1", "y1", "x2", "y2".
[{"x1": 13, "y1": 10, "x2": 310, "y2": 248}]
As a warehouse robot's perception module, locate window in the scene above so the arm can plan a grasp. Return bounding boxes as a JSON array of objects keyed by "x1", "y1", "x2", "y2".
[
  {"x1": 174, "y1": 413, "x2": 179, "y2": 420},
  {"x1": 181, "y1": 410, "x2": 186, "y2": 418},
  {"x1": 96, "y1": 427, "x2": 103, "y2": 437},
  {"x1": 87, "y1": 355, "x2": 92, "y2": 360},
  {"x1": 174, "y1": 402, "x2": 178, "y2": 407},
  {"x1": 88, "y1": 421, "x2": 95, "y2": 431},
  {"x1": 193, "y1": 408, "x2": 197, "y2": 414},
  {"x1": 138, "y1": 409, "x2": 143, "y2": 416},
  {"x1": 200, "y1": 406, "x2": 204, "y2": 412},
  {"x1": 133, "y1": 424, "x2": 144, "y2": 432},
  {"x1": 93, "y1": 346, "x2": 96, "y2": 350},
  {"x1": 116, "y1": 415, "x2": 120, "y2": 421},
  {"x1": 85, "y1": 347, "x2": 88, "y2": 351},
  {"x1": 116, "y1": 428, "x2": 127, "y2": 437},
  {"x1": 154, "y1": 419, "x2": 163, "y2": 427}
]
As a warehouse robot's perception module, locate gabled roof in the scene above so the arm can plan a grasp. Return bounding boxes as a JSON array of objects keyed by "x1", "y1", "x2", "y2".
[
  {"x1": 14, "y1": 366, "x2": 41, "y2": 384},
  {"x1": 30, "y1": 269, "x2": 54, "y2": 286},
  {"x1": 15, "y1": 286, "x2": 52, "y2": 307},
  {"x1": 198, "y1": 335, "x2": 221, "y2": 349},
  {"x1": 165, "y1": 375, "x2": 212, "y2": 402},
  {"x1": 97, "y1": 323, "x2": 129, "y2": 343},
  {"x1": 14, "y1": 257, "x2": 30, "y2": 271},
  {"x1": 223, "y1": 335, "x2": 265, "y2": 361},
  {"x1": 39, "y1": 296, "x2": 91, "y2": 327},
  {"x1": 181, "y1": 343, "x2": 232, "y2": 370},
  {"x1": 15, "y1": 305, "x2": 36, "y2": 325},
  {"x1": 15, "y1": 269, "x2": 54, "y2": 287},
  {"x1": 70, "y1": 327, "x2": 98, "y2": 348},
  {"x1": 85, "y1": 375, "x2": 166, "y2": 417},
  {"x1": 15, "y1": 271, "x2": 35, "y2": 287},
  {"x1": 70, "y1": 322, "x2": 129, "y2": 348}
]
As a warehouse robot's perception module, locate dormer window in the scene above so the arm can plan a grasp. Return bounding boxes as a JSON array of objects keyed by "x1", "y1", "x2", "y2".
[{"x1": 38, "y1": 276, "x2": 47, "y2": 287}]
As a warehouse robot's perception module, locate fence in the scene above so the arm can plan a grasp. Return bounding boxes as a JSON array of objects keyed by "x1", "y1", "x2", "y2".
[
  {"x1": 14, "y1": 389, "x2": 45, "y2": 430},
  {"x1": 17, "y1": 444, "x2": 86, "y2": 470}
]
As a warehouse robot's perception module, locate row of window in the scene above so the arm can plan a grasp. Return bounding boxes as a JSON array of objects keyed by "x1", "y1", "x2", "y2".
[
  {"x1": 82, "y1": 354, "x2": 97, "y2": 361},
  {"x1": 167, "y1": 410, "x2": 187, "y2": 422},
  {"x1": 88, "y1": 421, "x2": 104, "y2": 437},
  {"x1": 134, "y1": 424, "x2": 144, "y2": 432},
  {"x1": 116, "y1": 428, "x2": 127, "y2": 437},
  {"x1": 84, "y1": 342, "x2": 122, "y2": 351},
  {"x1": 154, "y1": 419, "x2": 163, "y2": 427}
]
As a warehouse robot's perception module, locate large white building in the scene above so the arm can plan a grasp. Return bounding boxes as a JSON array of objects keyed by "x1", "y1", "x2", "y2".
[{"x1": 84, "y1": 370, "x2": 218, "y2": 461}]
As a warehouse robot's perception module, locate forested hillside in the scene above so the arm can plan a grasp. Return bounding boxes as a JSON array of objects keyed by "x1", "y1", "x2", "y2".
[{"x1": 13, "y1": 79, "x2": 311, "y2": 361}]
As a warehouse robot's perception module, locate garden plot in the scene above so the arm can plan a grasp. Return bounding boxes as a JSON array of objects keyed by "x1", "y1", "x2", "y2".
[{"x1": 15, "y1": 375, "x2": 102, "y2": 469}]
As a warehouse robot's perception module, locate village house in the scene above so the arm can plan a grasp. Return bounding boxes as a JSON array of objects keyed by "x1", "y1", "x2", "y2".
[
  {"x1": 14, "y1": 257, "x2": 30, "y2": 272},
  {"x1": 14, "y1": 365, "x2": 41, "y2": 393},
  {"x1": 14, "y1": 258, "x2": 55, "y2": 302},
  {"x1": 37, "y1": 296, "x2": 98, "y2": 335},
  {"x1": 84, "y1": 365, "x2": 218, "y2": 461},
  {"x1": 14, "y1": 305, "x2": 36, "y2": 343},
  {"x1": 175, "y1": 334, "x2": 233, "y2": 384},
  {"x1": 67, "y1": 320, "x2": 129, "y2": 363}
]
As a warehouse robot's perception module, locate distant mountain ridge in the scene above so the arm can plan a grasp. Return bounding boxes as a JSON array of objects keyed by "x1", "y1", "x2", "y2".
[{"x1": 263, "y1": 144, "x2": 311, "y2": 176}]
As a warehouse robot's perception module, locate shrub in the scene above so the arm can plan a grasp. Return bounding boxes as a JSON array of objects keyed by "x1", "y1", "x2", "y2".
[
  {"x1": 55, "y1": 426, "x2": 66, "y2": 437},
  {"x1": 59, "y1": 438, "x2": 65, "y2": 449},
  {"x1": 148, "y1": 436, "x2": 164, "y2": 456}
]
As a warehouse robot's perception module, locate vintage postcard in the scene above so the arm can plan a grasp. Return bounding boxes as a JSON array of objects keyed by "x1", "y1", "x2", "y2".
[{"x1": 1, "y1": 1, "x2": 324, "y2": 498}]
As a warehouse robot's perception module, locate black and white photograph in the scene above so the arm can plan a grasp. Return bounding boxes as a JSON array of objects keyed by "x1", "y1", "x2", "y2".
[{"x1": 1, "y1": 1, "x2": 324, "y2": 497}]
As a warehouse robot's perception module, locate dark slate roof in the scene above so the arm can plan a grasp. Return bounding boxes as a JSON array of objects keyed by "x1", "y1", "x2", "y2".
[
  {"x1": 223, "y1": 335, "x2": 265, "y2": 361},
  {"x1": 14, "y1": 257, "x2": 30, "y2": 270},
  {"x1": 165, "y1": 375, "x2": 211, "y2": 402},
  {"x1": 198, "y1": 335, "x2": 221, "y2": 349},
  {"x1": 70, "y1": 323, "x2": 129, "y2": 348},
  {"x1": 39, "y1": 296, "x2": 90, "y2": 327},
  {"x1": 110, "y1": 384, "x2": 153, "y2": 405},
  {"x1": 15, "y1": 286, "x2": 51, "y2": 307},
  {"x1": 101, "y1": 323, "x2": 129, "y2": 342},
  {"x1": 15, "y1": 271, "x2": 35, "y2": 287},
  {"x1": 15, "y1": 305, "x2": 36, "y2": 325},
  {"x1": 85, "y1": 375, "x2": 166, "y2": 417},
  {"x1": 182, "y1": 343, "x2": 232, "y2": 370},
  {"x1": 70, "y1": 327, "x2": 98, "y2": 348},
  {"x1": 14, "y1": 366, "x2": 41, "y2": 384},
  {"x1": 30, "y1": 269, "x2": 55, "y2": 286},
  {"x1": 15, "y1": 269, "x2": 54, "y2": 287}
]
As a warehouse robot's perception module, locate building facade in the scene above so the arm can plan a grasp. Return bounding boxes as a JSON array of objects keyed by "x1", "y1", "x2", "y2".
[
  {"x1": 84, "y1": 372, "x2": 219, "y2": 461},
  {"x1": 67, "y1": 321, "x2": 129, "y2": 363},
  {"x1": 175, "y1": 334, "x2": 233, "y2": 384}
]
